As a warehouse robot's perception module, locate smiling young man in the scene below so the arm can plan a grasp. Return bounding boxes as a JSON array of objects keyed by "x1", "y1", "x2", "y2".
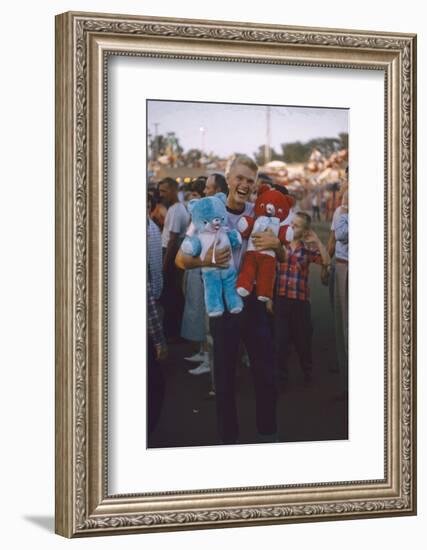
[{"x1": 176, "y1": 156, "x2": 283, "y2": 444}]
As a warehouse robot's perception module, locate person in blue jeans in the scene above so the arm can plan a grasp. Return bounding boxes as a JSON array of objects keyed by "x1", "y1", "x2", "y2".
[{"x1": 176, "y1": 156, "x2": 285, "y2": 444}]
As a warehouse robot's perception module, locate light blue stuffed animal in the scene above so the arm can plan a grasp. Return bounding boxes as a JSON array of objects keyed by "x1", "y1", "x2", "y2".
[{"x1": 181, "y1": 193, "x2": 243, "y2": 317}]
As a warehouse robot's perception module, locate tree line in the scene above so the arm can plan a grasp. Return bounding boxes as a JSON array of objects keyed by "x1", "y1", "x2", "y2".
[
  {"x1": 149, "y1": 131, "x2": 349, "y2": 165},
  {"x1": 253, "y1": 133, "x2": 349, "y2": 165}
]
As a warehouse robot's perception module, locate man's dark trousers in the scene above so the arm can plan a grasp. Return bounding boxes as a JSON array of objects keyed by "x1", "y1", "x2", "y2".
[{"x1": 209, "y1": 294, "x2": 277, "y2": 444}]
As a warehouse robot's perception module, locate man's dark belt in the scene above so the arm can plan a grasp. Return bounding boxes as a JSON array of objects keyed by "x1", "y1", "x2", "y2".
[{"x1": 336, "y1": 258, "x2": 348, "y2": 265}]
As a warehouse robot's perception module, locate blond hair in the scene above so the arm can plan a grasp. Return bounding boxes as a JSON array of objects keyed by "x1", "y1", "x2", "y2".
[{"x1": 225, "y1": 155, "x2": 258, "y2": 178}]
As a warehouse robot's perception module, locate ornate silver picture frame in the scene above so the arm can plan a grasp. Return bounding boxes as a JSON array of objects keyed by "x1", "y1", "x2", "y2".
[{"x1": 55, "y1": 11, "x2": 416, "y2": 537}]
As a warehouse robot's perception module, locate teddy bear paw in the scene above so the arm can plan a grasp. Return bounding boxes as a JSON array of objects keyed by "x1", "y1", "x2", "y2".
[
  {"x1": 181, "y1": 239, "x2": 194, "y2": 255},
  {"x1": 237, "y1": 287, "x2": 250, "y2": 297},
  {"x1": 208, "y1": 310, "x2": 224, "y2": 318}
]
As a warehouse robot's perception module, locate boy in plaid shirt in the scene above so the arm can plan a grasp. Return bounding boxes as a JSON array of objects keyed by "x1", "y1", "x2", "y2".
[{"x1": 274, "y1": 212, "x2": 330, "y2": 387}]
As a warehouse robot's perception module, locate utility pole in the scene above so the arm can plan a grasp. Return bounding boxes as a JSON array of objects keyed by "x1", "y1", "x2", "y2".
[
  {"x1": 153, "y1": 122, "x2": 160, "y2": 160},
  {"x1": 265, "y1": 106, "x2": 271, "y2": 164},
  {"x1": 200, "y1": 126, "x2": 206, "y2": 156}
]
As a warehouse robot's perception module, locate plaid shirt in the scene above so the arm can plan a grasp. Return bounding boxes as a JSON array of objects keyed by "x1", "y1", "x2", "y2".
[
  {"x1": 147, "y1": 218, "x2": 163, "y2": 300},
  {"x1": 277, "y1": 241, "x2": 322, "y2": 301},
  {"x1": 147, "y1": 281, "x2": 166, "y2": 348}
]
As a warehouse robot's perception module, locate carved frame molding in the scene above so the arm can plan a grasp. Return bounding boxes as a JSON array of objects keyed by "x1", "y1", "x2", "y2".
[{"x1": 55, "y1": 12, "x2": 416, "y2": 537}]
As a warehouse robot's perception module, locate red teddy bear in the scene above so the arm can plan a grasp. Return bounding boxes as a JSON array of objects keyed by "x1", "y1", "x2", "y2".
[{"x1": 236, "y1": 188, "x2": 294, "y2": 302}]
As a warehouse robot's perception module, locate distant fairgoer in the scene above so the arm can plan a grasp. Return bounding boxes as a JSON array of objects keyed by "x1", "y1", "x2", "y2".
[
  {"x1": 149, "y1": 186, "x2": 167, "y2": 229},
  {"x1": 204, "y1": 173, "x2": 228, "y2": 196},
  {"x1": 188, "y1": 176, "x2": 207, "y2": 200},
  {"x1": 159, "y1": 177, "x2": 190, "y2": 340},
  {"x1": 332, "y1": 191, "x2": 349, "y2": 396},
  {"x1": 147, "y1": 194, "x2": 163, "y2": 302},
  {"x1": 311, "y1": 193, "x2": 320, "y2": 222}
]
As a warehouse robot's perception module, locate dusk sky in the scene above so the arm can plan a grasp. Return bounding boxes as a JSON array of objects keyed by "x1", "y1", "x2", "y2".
[{"x1": 147, "y1": 100, "x2": 348, "y2": 158}]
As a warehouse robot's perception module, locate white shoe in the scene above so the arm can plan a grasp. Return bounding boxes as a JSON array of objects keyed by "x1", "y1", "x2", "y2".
[
  {"x1": 188, "y1": 361, "x2": 211, "y2": 375},
  {"x1": 184, "y1": 351, "x2": 208, "y2": 363}
]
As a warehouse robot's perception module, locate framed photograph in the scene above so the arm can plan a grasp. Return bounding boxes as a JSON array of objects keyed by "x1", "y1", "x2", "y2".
[{"x1": 55, "y1": 11, "x2": 417, "y2": 537}]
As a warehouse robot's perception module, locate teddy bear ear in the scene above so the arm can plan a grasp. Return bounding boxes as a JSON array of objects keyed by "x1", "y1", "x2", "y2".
[
  {"x1": 215, "y1": 192, "x2": 227, "y2": 205},
  {"x1": 257, "y1": 183, "x2": 270, "y2": 197},
  {"x1": 188, "y1": 198, "x2": 199, "y2": 215},
  {"x1": 287, "y1": 195, "x2": 296, "y2": 208}
]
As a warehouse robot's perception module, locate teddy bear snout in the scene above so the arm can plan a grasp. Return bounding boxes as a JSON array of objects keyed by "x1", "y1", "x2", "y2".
[{"x1": 266, "y1": 203, "x2": 275, "y2": 216}]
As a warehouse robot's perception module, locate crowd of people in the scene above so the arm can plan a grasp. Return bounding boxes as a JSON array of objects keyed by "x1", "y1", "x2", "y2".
[{"x1": 147, "y1": 155, "x2": 349, "y2": 445}]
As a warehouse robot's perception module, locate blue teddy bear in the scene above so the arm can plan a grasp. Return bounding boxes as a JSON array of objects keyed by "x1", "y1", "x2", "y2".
[{"x1": 181, "y1": 193, "x2": 244, "y2": 318}]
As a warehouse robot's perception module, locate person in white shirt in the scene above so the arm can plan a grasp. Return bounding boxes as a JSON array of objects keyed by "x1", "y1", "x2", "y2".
[
  {"x1": 160, "y1": 178, "x2": 190, "y2": 253},
  {"x1": 332, "y1": 190, "x2": 349, "y2": 398},
  {"x1": 158, "y1": 178, "x2": 190, "y2": 339}
]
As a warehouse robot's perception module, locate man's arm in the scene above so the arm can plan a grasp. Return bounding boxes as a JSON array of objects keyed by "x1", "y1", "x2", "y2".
[
  {"x1": 304, "y1": 230, "x2": 330, "y2": 266},
  {"x1": 327, "y1": 231, "x2": 336, "y2": 258},
  {"x1": 335, "y1": 213, "x2": 348, "y2": 243},
  {"x1": 317, "y1": 239, "x2": 331, "y2": 266},
  {"x1": 163, "y1": 231, "x2": 180, "y2": 272},
  {"x1": 251, "y1": 229, "x2": 286, "y2": 262},
  {"x1": 175, "y1": 244, "x2": 232, "y2": 270},
  {"x1": 175, "y1": 248, "x2": 203, "y2": 270}
]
